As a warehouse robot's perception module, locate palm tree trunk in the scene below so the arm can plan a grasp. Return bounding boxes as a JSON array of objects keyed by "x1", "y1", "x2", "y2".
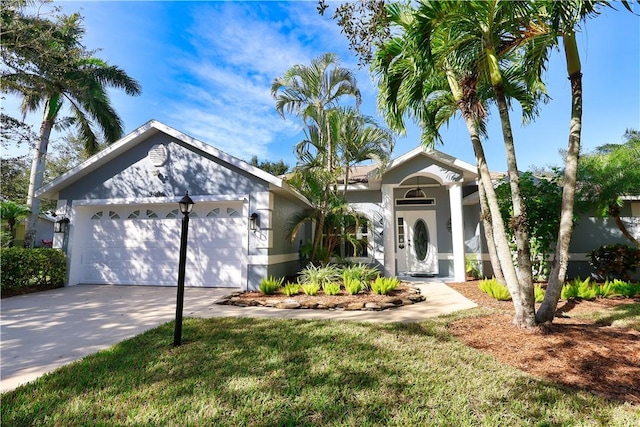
[
  {"x1": 609, "y1": 204, "x2": 640, "y2": 247},
  {"x1": 462, "y1": 115, "x2": 530, "y2": 326},
  {"x1": 537, "y1": 32, "x2": 583, "y2": 323},
  {"x1": 493, "y1": 84, "x2": 536, "y2": 327},
  {"x1": 24, "y1": 110, "x2": 54, "y2": 248},
  {"x1": 478, "y1": 178, "x2": 505, "y2": 283}
]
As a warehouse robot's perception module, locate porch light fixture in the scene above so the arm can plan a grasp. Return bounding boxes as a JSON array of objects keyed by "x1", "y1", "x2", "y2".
[
  {"x1": 249, "y1": 212, "x2": 259, "y2": 230},
  {"x1": 174, "y1": 191, "x2": 195, "y2": 347},
  {"x1": 54, "y1": 217, "x2": 70, "y2": 234}
]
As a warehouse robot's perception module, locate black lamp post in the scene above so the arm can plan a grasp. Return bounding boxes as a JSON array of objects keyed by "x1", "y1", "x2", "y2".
[{"x1": 174, "y1": 191, "x2": 195, "y2": 347}]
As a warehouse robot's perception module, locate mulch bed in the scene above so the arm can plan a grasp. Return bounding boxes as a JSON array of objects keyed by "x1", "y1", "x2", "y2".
[{"x1": 447, "y1": 280, "x2": 640, "y2": 404}]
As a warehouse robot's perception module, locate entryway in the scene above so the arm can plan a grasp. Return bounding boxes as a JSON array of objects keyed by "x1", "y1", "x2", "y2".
[{"x1": 396, "y1": 210, "x2": 439, "y2": 275}]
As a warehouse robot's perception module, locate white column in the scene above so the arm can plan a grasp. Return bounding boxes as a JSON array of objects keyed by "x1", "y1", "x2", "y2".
[
  {"x1": 448, "y1": 182, "x2": 465, "y2": 281},
  {"x1": 381, "y1": 184, "x2": 395, "y2": 277}
]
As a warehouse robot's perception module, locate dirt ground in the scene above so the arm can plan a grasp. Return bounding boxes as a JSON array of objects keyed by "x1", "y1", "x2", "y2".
[{"x1": 447, "y1": 280, "x2": 640, "y2": 404}]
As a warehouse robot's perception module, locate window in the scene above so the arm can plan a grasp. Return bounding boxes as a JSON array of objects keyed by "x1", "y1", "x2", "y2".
[
  {"x1": 329, "y1": 213, "x2": 370, "y2": 259},
  {"x1": 128, "y1": 210, "x2": 140, "y2": 219},
  {"x1": 91, "y1": 211, "x2": 103, "y2": 220}
]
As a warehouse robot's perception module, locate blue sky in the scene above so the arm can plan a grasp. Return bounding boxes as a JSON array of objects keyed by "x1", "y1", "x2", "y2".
[{"x1": 3, "y1": 0, "x2": 639, "y2": 173}]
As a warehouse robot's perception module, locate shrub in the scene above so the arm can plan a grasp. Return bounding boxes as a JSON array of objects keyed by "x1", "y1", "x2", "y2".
[
  {"x1": 534, "y1": 285, "x2": 545, "y2": 303},
  {"x1": 299, "y1": 264, "x2": 340, "y2": 287},
  {"x1": 341, "y1": 263, "x2": 380, "y2": 285},
  {"x1": 588, "y1": 244, "x2": 640, "y2": 281},
  {"x1": 561, "y1": 279, "x2": 581, "y2": 300},
  {"x1": 1, "y1": 248, "x2": 67, "y2": 295},
  {"x1": 577, "y1": 278, "x2": 597, "y2": 300},
  {"x1": 301, "y1": 282, "x2": 320, "y2": 296},
  {"x1": 343, "y1": 277, "x2": 363, "y2": 295},
  {"x1": 322, "y1": 282, "x2": 341, "y2": 296},
  {"x1": 594, "y1": 280, "x2": 616, "y2": 298},
  {"x1": 370, "y1": 276, "x2": 399, "y2": 295},
  {"x1": 259, "y1": 276, "x2": 283, "y2": 295},
  {"x1": 282, "y1": 282, "x2": 300, "y2": 296},
  {"x1": 465, "y1": 256, "x2": 482, "y2": 280},
  {"x1": 610, "y1": 279, "x2": 640, "y2": 298},
  {"x1": 478, "y1": 278, "x2": 511, "y2": 301}
]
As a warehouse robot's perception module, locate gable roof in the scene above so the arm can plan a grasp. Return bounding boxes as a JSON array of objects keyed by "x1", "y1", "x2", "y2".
[
  {"x1": 36, "y1": 120, "x2": 309, "y2": 205},
  {"x1": 385, "y1": 145, "x2": 478, "y2": 179}
]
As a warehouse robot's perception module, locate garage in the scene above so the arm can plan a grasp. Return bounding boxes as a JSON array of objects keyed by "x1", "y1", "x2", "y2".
[
  {"x1": 36, "y1": 121, "x2": 311, "y2": 291},
  {"x1": 76, "y1": 201, "x2": 246, "y2": 287}
]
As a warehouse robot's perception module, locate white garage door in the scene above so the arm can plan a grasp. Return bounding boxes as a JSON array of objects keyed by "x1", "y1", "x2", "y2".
[{"x1": 79, "y1": 202, "x2": 245, "y2": 287}]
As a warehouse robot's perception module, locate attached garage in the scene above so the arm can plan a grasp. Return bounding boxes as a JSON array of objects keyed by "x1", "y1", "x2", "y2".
[
  {"x1": 36, "y1": 120, "x2": 311, "y2": 291},
  {"x1": 75, "y1": 201, "x2": 246, "y2": 287}
]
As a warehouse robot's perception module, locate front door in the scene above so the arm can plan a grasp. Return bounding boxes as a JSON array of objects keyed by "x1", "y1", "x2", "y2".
[{"x1": 397, "y1": 211, "x2": 438, "y2": 275}]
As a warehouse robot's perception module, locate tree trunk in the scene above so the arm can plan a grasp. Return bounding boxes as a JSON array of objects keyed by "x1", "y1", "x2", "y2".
[
  {"x1": 493, "y1": 84, "x2": 536, "y2": 327},
  {"x1": 24, "y1": 112, "x2": 54, "y2": 248},
  {"x1": 462, "y1": 115, "x2": 531, "y2": 326},
  {"x1": 537, "y1": 32, "x2": 583, "y2": 323},
  {"x1": 610, "y1": 204, "x2": 640, "y2": 247},
  {"x1": 478, "y1": 178, "x2": 505, "y2": 283}
]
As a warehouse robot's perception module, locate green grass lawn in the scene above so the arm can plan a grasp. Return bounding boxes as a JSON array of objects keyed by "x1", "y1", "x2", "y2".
[{"x1": 2, "y1": 310, "x2": 639, "y2": 426}]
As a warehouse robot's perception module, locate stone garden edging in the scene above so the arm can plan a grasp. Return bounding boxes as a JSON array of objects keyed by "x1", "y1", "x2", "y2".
[{"x1": 215, "y1": 284, "x2": 426, "y2": 311}]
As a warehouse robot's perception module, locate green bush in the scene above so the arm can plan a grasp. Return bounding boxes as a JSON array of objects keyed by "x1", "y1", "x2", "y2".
[
  {"x1": 259, "y1": 276, "x2": 283, "y2": 295},
  {"x1": 595, "y1": 280, "x2": 616, "y2": 298},
  {"x1": 561, "y1": 279, "x2": 581, "y2": 300},
  {"x1": 300, "y1": 282, "x2": 320, "y2": 296},
  {"x1": 322, "y1": 282, "x2": 341, "y2": 296},
  {"x1": 465, "y1": 256, "x2": 482, "y2": 279},
  {"x1": 588, "y1": 244, "x2": 640, "y2": 281},
  {"x1": 343, "y1": 277, "x2": 363, "y2": 295},
  {"x1": 478, "y1": 278, "x2": 511, "y2": 301},
  {"x1": 577, "y1": 278, "x2": 597, "y2": 300},
  {"x1": 534, "y1": 285, "x2": 545, "y2": 303},
  {"x1": 1, "y1": 247, "x2": 67, "y2": 295},
  {"x1": 299, "y1": 264, "x2": 340, "y2": 287},
  {"x1": 282, "y1": 282, "x2": 300, "y2": 296},
  {"x1": 370, "y1": 276, "x2": 399, "y2": 295},
  {"x1": 341, "y1": 264, "x2": 379, "y2": 290},
  {"x1": 610, "y1": 279, "x2": 640, "y2": 298}
]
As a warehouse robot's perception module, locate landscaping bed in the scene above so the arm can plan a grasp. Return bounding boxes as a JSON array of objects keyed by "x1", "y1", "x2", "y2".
[
  {"x1": 217, "y1": 283, "x2": 425, "y2": 311},
  {"x1": 448, "y1": 280, "x2": 640, "y2": 404}
]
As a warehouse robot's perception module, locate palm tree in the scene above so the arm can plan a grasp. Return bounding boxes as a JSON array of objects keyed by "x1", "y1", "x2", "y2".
[
  {"x1": 2, "y1": 13, "x2": 141, "y2": 247},
  {"x1": 272, "y1": 53, "x2": 361, "y2": 260},
  {"x1": 0, "y1": 200, "x2": 31, "y2": 247},
  {"x1": 530, "y1": 0, "x2": 633, "y2": 323},
  {"x1": 374, "y1": 1, "x2": 547, "y2": 327}
]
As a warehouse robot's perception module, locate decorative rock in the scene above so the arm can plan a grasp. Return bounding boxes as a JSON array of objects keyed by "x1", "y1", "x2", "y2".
[
  {"x1": 401, "y1": 299, "x2": 414, "y2": 306},
  {"x1": 275, "y1": 300, "x2": 300, "y2": 309},
  {"x1": 364, "y1": 302, "x2": 381, "y2": 310},
  {"x1": 346, "y1": 302, "x2": 365, "y2": 310}
]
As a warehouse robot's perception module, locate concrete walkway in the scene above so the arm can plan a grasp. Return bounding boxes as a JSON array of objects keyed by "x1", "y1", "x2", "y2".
[{"x1": 1, "y1": 282, "x2": 476, "y2": 392}]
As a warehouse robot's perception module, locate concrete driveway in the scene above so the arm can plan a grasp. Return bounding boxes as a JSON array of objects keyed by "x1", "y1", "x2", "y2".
[
  {"x1": 0, "y1": 285, "x2": 234, "y2": 392},
  {"x1": 1, "y1": 282, "x2": 476, "y2": 393}
]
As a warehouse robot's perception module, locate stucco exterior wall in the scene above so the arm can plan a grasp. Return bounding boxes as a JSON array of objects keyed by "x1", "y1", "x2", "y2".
[{"x1": 59, "y1": 133, "x2": 269, "y2": 201}]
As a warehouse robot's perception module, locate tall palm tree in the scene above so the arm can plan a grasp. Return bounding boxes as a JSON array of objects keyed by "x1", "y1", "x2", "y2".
[
  {"x1": 530, "y1": 0, "x2": 631, "y2": 323},
  {"x1": 272, "y1": 53, "x2": 361, "y2": 260},
  {"x1": 375, "y1": 1, "x2": 548, "y2": 327},
  {"x1": 2, "y1": 12, "x2": 141, "y2": 247}
]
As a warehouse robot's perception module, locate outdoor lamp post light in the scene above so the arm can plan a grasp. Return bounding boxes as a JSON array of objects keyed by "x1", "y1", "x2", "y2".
[{"x1": 174, "y1": 191, "x2": 195, "y2": 347}]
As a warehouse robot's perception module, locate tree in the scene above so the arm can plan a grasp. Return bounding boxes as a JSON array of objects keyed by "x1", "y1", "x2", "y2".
[
  {"x1": 577, "y1": 130, "x2": 640, "y2": 246},
  {"x1": 0, "y1": 155, "x2": 30, "y2": 204},
  {"x1": 495, "y1": 171, "x2": 568, "y2": 281},
  {"x1": 373, "y1": 1, "x2": 549, "y2": 327},
  {"x1": 1, "y1": 3, "x2": 141, "y2": 247},
  {"x1": 248, "y1": 155, "x2": 289, "y2": 176},
  {"x1": 0, "y1": 200, "x2": 31, "y2": 246},
  {"x1": 272, "y1": 53, "x2": 361, "y2": 261}
]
